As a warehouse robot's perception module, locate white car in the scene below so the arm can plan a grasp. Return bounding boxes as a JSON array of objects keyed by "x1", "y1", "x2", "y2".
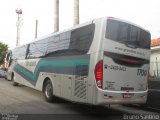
[{"x1": 0, "y1": 69, "x2": 7, "y2": 78}]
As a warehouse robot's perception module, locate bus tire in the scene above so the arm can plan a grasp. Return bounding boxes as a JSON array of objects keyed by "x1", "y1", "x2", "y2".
[
  {"x1": 44, "y1": 80, "x2": 55, "y2": 102},
  {"x1": 11, "y1": 74, "x2": 18, "y2": 86}
]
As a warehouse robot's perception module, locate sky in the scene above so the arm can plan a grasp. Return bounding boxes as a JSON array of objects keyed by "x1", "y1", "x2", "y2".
[{"x1": 0, "y1": 0, "x2": 160, "y2": 49}]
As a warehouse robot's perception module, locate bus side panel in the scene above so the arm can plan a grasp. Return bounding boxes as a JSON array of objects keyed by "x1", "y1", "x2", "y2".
[
  {"x1": 13, "y1": 55, "x2": 91, "y2": 104},
  {"x1": 13, "y1": 60, "x2": 25, "y2": 84},
  {"x1": 7, "y1": 60, "x2": 17, "y2": 81},
  {"x1": 14, "y1": 71, "x2": 23, "y2": 84},
  {"x1": 87, "y1": 52, "x2": 103, "y2": 104},
  {"x1": 61, "y1": 55, "x2": 90, "y2": 103},
  {"x1": 13, "y1": 59, "x2": 41, "y2": 89},
  {"x1": 48, "y1": 55, "x2": 90, "y2": 103},
  {"x1": 87, "y1": 19, "x2": 105, "y2": 104}
]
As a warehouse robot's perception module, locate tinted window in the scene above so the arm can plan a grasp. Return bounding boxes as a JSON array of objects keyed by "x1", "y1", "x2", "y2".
[
  {"x1": 45, "y1": 24, "x2": 95, "y2": 57},
  {"x1": 70, "y1": 24, "x2": 95, "y2": 53},
  {"x1": 46, "y1": 32, "x2": 70, "y2": 55},
  {"x1": 6, "y1": 51, "x2": 11, "y2": 61},
  {"x1": 12, "y1": 45, "x2": 27, "y2": 60},
  {"x1": 106, "y1": 19, "x2": 151, "y2": 49},
  {"x1": 118, "y1": 22, "x2": 129, "y2": 42},
  {"x1": 27, "y1": 39, "x2": 48, "y2": 59},
  {"x1": 140, "y1": 30, "x2": 151, "y2": 49},
  {"x1": 106, "y1": 20, "x2": 118, "y2": 41},
  {"x1": 11, "y1": 24, "x2": 95, "y2": 59}
]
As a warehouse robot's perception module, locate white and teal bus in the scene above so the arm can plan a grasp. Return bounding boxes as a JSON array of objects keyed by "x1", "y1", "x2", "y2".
[{"x1": 6, "y1": 17, "x2": 151, "y2": 105}]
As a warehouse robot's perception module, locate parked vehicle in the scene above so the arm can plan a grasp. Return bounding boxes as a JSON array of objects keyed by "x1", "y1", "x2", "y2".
[
  {"x1": 0, "y1": 69, "x2": 7, "y2": 78},
  {"x1": 6, "y1": 17, "x2": 151, "y2": 105},
  {"x1": 146, "y1": 77, "x2": 160, "y2": 109}
]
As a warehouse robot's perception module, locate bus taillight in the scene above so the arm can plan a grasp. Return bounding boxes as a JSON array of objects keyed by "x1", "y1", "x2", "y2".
[
  {"x1": 95, "y1": 60, "x2": 103, "y2": 88},
  {"x1": 120, "y1": 58, "x2": 139, "y2": 64}
]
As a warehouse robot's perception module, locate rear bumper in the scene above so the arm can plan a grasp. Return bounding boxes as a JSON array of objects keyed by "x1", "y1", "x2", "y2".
[{"x1": 95, "y1": 88, "x2": 147, "y2": 105}]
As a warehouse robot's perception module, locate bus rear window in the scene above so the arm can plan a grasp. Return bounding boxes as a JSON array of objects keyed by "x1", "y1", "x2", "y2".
[{"x1": 105, "y1": 19, "x2": 151, "y2": 49}]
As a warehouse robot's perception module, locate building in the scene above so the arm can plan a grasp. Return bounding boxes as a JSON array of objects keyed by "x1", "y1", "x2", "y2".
[{"x1": 150, "y1": 38, "x2": 160, "y2": 77}]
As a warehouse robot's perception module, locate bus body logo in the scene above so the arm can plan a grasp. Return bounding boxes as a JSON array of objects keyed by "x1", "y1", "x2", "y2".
[{"x1": 137, "y1": 69, "x2": 147, "y2": 76}]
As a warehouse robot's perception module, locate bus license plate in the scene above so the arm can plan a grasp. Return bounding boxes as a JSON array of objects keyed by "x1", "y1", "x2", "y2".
[{"x1": 123, "y1": 93, "x2": 134, "y2": 99}]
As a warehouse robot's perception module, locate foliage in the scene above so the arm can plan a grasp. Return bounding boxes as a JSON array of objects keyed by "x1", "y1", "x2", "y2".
[{"x1": 0, "y1": 42, "x2": 8, "y2": 65}]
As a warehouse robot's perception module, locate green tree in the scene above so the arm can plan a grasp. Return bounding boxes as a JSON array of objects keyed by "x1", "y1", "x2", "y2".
[{"x1": 0, "y1": 42, "x2": 8, "y2": 65}]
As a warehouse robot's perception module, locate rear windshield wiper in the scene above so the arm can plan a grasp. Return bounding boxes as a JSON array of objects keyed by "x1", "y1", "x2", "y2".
[{"x1": 124, "y1": 41, "x2": 137, "y2": 49}]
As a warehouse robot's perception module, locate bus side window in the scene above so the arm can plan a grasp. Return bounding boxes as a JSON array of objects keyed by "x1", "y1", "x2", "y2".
[
  {"x1": 70, "y1": 24, "x2": 95, "y2": 54},
  {"x1": 12, "y1": 45, "x2": 27, "y2": 60},
  {"x1": 27, "y1": 39, "x2": 48, "y2": 59}
]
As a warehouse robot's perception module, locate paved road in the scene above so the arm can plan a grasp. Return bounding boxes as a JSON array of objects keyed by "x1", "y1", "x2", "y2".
[{"x1": 0, "y1": 78, "x2": 159, "y2": 120}]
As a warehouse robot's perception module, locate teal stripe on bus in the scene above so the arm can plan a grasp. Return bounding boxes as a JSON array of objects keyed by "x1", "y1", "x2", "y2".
[{"x1": 14, "y1": 57, "x2": 90, "y2": 85}]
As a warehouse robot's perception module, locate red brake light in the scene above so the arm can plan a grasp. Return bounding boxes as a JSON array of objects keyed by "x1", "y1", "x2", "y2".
[
  {"x1": 120, "y1": 58, "x2": 139, "y2": 64},
  {"x1": 94, "y1": 60, "x2": 103, "y2": 88}
]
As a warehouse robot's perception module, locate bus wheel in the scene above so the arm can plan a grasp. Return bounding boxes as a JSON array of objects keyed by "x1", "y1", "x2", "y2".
[
  {"x1": 11, "y1": 74, "x2": 18, "y2": 86},
  {"x1": 44, "y1": 80, "x2": 54, "y2": 102}
]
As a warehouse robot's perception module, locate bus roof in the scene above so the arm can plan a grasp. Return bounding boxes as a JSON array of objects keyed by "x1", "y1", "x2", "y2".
[{"x1": 13, "y1": 16, "x2": 150, "y2": 49}]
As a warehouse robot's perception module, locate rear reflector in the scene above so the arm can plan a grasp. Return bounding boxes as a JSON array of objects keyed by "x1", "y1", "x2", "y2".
[
  {"x1": 104, "y1": 94, "x2": 113, "y2": 99},
  {"x1": 94, "y1": 60, "x2": 103, "y2": 88}
]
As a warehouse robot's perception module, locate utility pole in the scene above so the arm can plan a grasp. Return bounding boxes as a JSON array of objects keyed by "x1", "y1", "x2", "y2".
[
  {"x1": 156, "y1": 57, "x2": 159, "y2": 77},
  {"x1": 54, "y1": 0, "x2": 59, "y2": 32},
  {"x1": 16, "y1": 9, "x2": 22, "y2": 46},
  {"x1": 73, "y1": 0, "x2": 79, "y2": 26},
  {"x1": 35, "y1": 20, "x2": 38, "y2": 39}
]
